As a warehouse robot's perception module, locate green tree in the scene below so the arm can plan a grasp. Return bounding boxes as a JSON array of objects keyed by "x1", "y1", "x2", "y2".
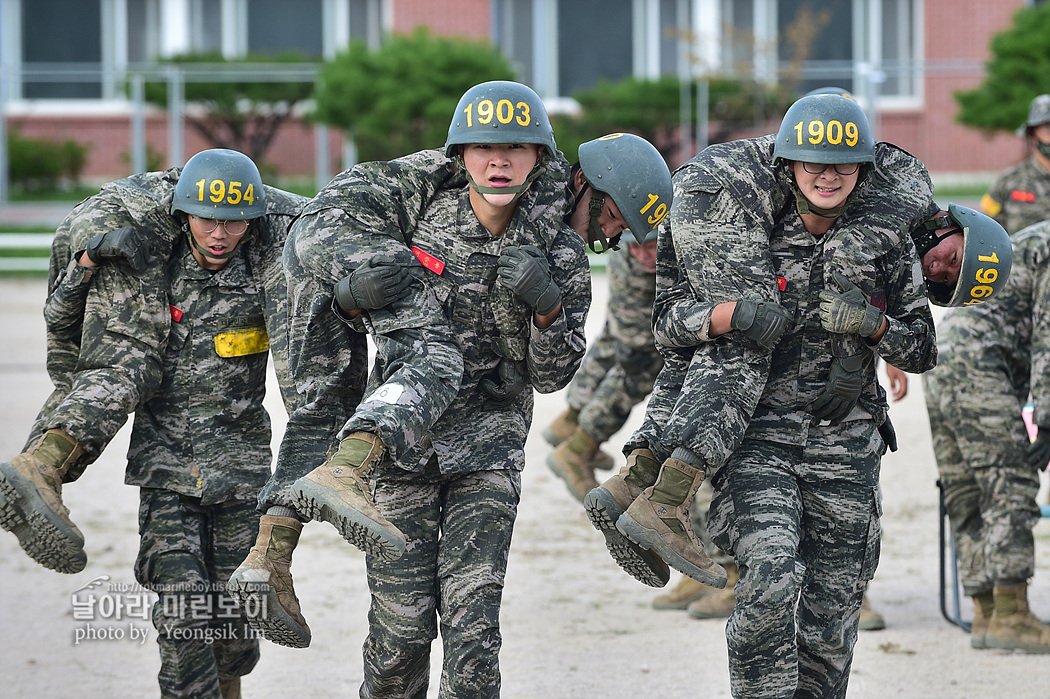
[
  {"x1": 551, "y1": 76, "x2": 794, "y2": 165},
  {"x1": 143, "y1": 52, "x2": 315, "y2": 169},
  {"x1": 954, "y1": 2, "x2": 1050, "y2": 133},
  {"x1": 312, "y1": 28, "x2": 516, "y2": 162}
]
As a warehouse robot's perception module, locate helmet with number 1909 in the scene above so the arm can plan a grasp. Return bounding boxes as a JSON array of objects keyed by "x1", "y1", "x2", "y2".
[
  {"x1": 772, "y1": 93, "x2": 876, "y2": 166},
  {"x1": 444, "y1": 81, "x2": 557, "y2": 158},
  {"x1": 578, "y1": 133, "x2": 671, "y2": 244},
  {"x1": 171, "y1": 148, "x2": 267, "y2": 220}
]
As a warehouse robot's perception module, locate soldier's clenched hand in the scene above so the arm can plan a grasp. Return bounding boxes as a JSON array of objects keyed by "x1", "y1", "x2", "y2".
[
  {"x1": 819, "y1": 271, "x2": 884, "y2": 337},
  {"x1": 497, "y1": 245, "x2": 562, "y2": 315},
  {"x1": 334, "y1": 260, "x2": 414, "y2": 312},
  {"x1": 84, "y1": 226, "x2": 151, "y2": 273},
  {"x1": 730, "y1": 298, "x2": 791, "y2": 350}
]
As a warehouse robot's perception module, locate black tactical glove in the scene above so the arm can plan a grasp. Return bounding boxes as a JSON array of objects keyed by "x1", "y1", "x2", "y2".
[
  {"x1": 819, "y1": 271, "x2": 885, "y2": 338},
  {"x1": 1025, "y1": 429, "x2": 1050, "y2": 472},
  {"x1": 84, "y1": 226, "x2": 150, "y2": 273},
  {"x1": 333, "y1": 260, "x2": 414, "y2": 313},
  {"x1": 497, "y1": 245, "x2": 562, "y2": 316},
  {"x1": 808, "y1": 354, "x2": 867, "y2": 424},
  {"x1": 479, "y1": 358, "x2": 527, "y2": 408},
  {"x1": 730, "y1": 298, "x2": 791, "y2": 351}
]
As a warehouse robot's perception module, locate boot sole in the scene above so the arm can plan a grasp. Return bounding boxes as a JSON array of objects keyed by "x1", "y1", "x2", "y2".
[
  {"x1": 583, "y1": 486, "x2": 669, "y2": 588},
  {"x1": 227, "y1": 567, "x2": 311, "y2": 649},
  {"x1": 290, "y1": 479, "x2": 405, "y2": 562},
  {"x1": 984, "y1": 636, "x2": 1050, "y2": 653},
  {"x1": 616, "y1": 511, "x2": 728, "y2": 589},
  {"x1": 0, "y1": 461, "x2": 86, "y2": 574}
]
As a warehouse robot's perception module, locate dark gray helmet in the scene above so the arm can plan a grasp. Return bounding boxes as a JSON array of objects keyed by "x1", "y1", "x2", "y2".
[
  {"x1": 804, "y1": 86, "x2": 855, "y2": 101},
  {"x1": 171, "y1": 149, "x2": 266, "y2": 220},
  {"x1": 916, "y1": 203, "x2": 1013, "y2": 307},
  {"x1": 445, "y1": 81, "x2": 556, "y2": 157},
  {"x1": 578, "y1": 133, "x2": 671, "y2": 244},
  {"x1": 1016, "y1": 93, "x2": 1050, "y2": 135},
  {"x1": 773, "y1": 94, "x2": 875, "y2": 166}
]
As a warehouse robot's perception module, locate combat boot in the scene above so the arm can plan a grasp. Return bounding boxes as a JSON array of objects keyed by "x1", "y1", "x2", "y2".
[
  {"x1": 616, "y1": 448, "x2": 728, "y2": 588},
  {"x1": 546, "y1": 427, "x2": 603, "y2": 501},
  {"x1": 970, "y1": 590, "x2": 994, "y2": 649},
  {"x1": 985, "y1": 582, "x2": 1050, "y2": 653},
  {"x1": 542, "y1": 409, "x2": 614, "y2": 469},
  {"x1": 542, "y1": 407, "x2": 580, "y2": 446},
  {"x1": 0, "y1": 429, "x2": 87, "y2": 573},
  {"x1": 687, "y1": 562, "x2": 739, "y2": 619},
  {"x1": 290, "y1": 431, "x2": 406, "y2": 561},
  {"x1": 583, "y1": 448, "x2": 669, "y2": 587},
  {"x1": 652, "y1": 576, "x2": 713, "y2": 610},
  {"x1": 227, "y1": 514, "x2": 311, "y2": 649},
  {"x1": 858, "y1": 593, "x2": 887, "y2": 631},
  {"x1": 219, "y1": 676, "x2": 241, "y2": 699}
]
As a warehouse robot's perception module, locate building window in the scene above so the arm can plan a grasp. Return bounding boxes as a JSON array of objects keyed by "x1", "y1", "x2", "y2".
[{"x1": 22, "y1": 0, "x2": 103, "y2": 98}]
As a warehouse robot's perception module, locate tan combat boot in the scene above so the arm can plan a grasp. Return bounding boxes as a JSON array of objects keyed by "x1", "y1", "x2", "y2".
[
  {"x1": 652, "y1": 575, "x2": 713, "y2": 610},
  {"x1": 290, "y1": 431, "x2": 406, "y2": 561},
  {"x1": 0, "y1": 429, "x2": 87, "y2": 573},
  {"x1": 616, "y1": 448, "x2": 728, "y2": 588},
  {"x1": 858, "y1": 593, "x2": 887, "y2": 631},
  {"x1": 219, "y1": 676, "x2": 241, "y2": 699},
  {"x1": 542, "y1": 408, "x2": 614, "y2": 469},
  {"x1": 227, "y1": 515, "x2": 312, "y2": 648},
  {"x1": 583, "y1": 448, "x2": 669, "y2": 587},
  {"x1": 546, "y1": 428, "x2": 603, "y2": 501},
  {"x1": 970, "y1": 590, "x2": 994, "y2": 649},
  {"x1": 985, "y1": 582, "x2": 1050, "y2": 653},
  {"x1": 687, "y1": 562, "x2": 739, "y2": 619}
]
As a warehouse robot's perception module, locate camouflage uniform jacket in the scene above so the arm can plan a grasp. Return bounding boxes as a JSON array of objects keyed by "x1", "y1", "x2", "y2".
[
  {"x1": 606, "y1": 245, "x2": 657, "y2": 354},
  {"x1": 981, "y1": 158, "x2": 1050, "y2": 235},
  {"x1": 935, "y1": 220, "x2": 1050, "y2": 423},
  {"x1": 124, "y1": 236, "x2": 272, "y2": 505},
  {"x1": 290, "y1": 150, "x2": 589, "y2": 473},
  {"x1": 629, "y1": 135, "x2": 935, "y2": 464}
]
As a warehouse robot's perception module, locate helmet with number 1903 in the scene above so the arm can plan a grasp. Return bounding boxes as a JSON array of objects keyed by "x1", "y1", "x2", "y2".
[
  {"x1": 578, "y1": 133, "x2": 671, "y2": 244},
  {"x1": 171, "y1": 148, "x2": 267, "y2": 220},
  {"x1": 444, "y1": 81, "x2": 557, "y2": 158},
  {"x1": 772, "y1": 94, "x2": 876, "y2": 166}
]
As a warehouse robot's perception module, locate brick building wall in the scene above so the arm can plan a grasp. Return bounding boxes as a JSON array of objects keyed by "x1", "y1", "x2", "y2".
[{"x1": 392, "y1": 0, "x2": 491, "y2": 39}]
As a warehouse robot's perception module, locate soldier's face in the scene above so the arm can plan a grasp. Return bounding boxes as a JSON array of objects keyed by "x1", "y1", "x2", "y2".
[
  {"x1": 462, "y1": 143, "x2": 541, "y2": 208},
  {"x1": 791, "y1": 160, "x2": 860, "y2": 212},
  {"x1": 567, "y1": 170, "x2": 629, "y2": 244},
  {"x1": 188, "y1": 214, "x2": 245, "y2": 270},
  {"x1": 921, "y1": 229, "x2": 963, "y2": 287},
  {"x1": 628, "y1": 239, "x2": 658, "y2": 273}
]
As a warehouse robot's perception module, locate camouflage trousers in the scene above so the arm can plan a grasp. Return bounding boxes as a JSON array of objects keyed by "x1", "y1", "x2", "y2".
[
  {"x1": 689, "y1": 479, "x2": 733, "y2": 568},
  {"x1": 27, "y1": 262, "x2": 168, "y2": 481},
  {"x1": 363, "y1": 465, "x2": 521, "y2": 699},
  {"x1": 134, "y1": 488, "x2": 260, "y2": 699},
  {"x1": 923, "y1": 370, "x2": 1042, "y2": 594},
  {"x1": 708, "y1": 424, "x2": 882, "y2": 699},
  {"x1": 565, "y1": 324, "x2": 662, "y2": 443}
]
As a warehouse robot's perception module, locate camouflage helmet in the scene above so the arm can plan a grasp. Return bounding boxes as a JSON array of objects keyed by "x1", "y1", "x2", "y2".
[
  {"x1": 578, "y1": 133, "x2": 671, "y2": 245},
  {"x1": 917, "y1": 203, "x2": 1013, "y2": 308},
  {"x1": 171, "y1": 149, "x2": 266, "y2": 220},
  {"x1": 773, "y1": 94, "x2": 876, "y2": 166},
  {"x1": 804, "y1": 86, "x2": 856, "y2": 101},
  {"x1": 445, "y1": 80, "x2": 557, "y2": 157},
  {"x1": 1017, "y1": 93, "x2": 1050, "y2": 136}
]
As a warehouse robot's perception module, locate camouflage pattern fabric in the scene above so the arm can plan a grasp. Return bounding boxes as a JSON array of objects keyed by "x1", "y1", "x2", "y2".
[
  {"x1": 124, "y1": 235, "x2": 274, "y2": 504},
  {"x1": 25, "y1": 172, "x2": 305, "y2": 482},
  {"x1": 922, "y1": 220, "x2": 1050, "y2": 595},
  {"x1": 565, "y1": 246, "x2": 662, "y2": 442},
  {"x1": 981, "y1": 158, "x2": 1050, "y2": 235},
  {"x1": 134, "y1": 488, "x2": 261, "y2": 699},
  {"x1": 363, "y1": 465, "x2": 520, "y2": 699},
  {"x1": 706, "y1": 428, "x2": 882, "y2": 699},
  {"x1": 689, "y1": 479, "x2": 732, "y2": 568},
  {"x1": 630, "y1": 136, "x2": 935, "y2": 472}
]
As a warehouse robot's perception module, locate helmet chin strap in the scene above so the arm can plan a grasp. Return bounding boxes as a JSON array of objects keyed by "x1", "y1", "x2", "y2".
[
  {"x1": 457, "y1": 154, "x2": 545, "y2": 208},
  {"x1": 571, "y1": 182, "x2": 619, "y2": 253},
  {"x1": 185, "y1": 224, "x2": 241, "y2": 261}
]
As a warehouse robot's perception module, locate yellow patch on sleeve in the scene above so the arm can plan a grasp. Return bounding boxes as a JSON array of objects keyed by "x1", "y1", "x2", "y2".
[
  {"x1": 214, "y1": 326, "x2": 269, "y2": 357},
  {"x1": 980, "y1": 193, "x2": 1002, "y2": 218}
]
